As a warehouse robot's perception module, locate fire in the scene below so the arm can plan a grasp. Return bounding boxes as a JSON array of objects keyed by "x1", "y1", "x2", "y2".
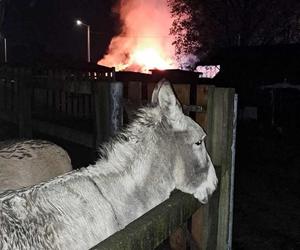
[
  {"x1": 98, "y1": 0, "x2": 177, "y2": 73},
  {"x1": 132, "y1": 47, "x2": 173, "y2": 71}
]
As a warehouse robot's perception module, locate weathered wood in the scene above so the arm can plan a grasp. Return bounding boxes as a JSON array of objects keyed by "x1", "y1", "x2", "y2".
[
  {"x1": 73, "y1": 93, "x2": 78, "y2": 117},
  {"x1": 0, "y1": 65, "x2": 116, "y2": 147},
  {"x1": 124, "y1": 81, "x2": 142, "y2": 122},
  {"x1": 93, "y1": 81, "x2": 123, "y2": 145},
  {"x1": 217, "y1": 88, "x2": 236, "y2": 250},
  {"x1": 169, "y1": 224, "x2": 188, "y2": 250},
  {"x1": 17, "y1": 69, "x2": 32, "y2": 138},
  {"x1": 191, "y1": 86, "x2": 213, "y2": 250},
  {"x1": 147, "y1": 82, "x2": 157, "y2": 101},
  {"x1": 93, "y1": 81, "x2": 110, "y2": 146},
  {"x1": 128, "y1": 81, "x2": 142, "y2": 106},
  {"x1": 0, "y1": 111, "x2": 18, "y2": 123},
  {"x1": 191, "y1": 206, "x2": 204, "y2": 248},
  {"x1": 32, "y1": 119, "x2": 94, "y2": 148},
  {"x1": 182, "y1": 104, "x2": 205, "y2": 114},
  {"x1": 173, "y1": 84, "x2": 190, "y2": 107},
  {"x1": 61, "y1": 91, "x2": 67, "y2": 114},
  {"x1": 204, "y1": 87, "x2": 236, "y2": 250},
  {"x1": 66, "y1": 92, "x2": 72, "y2": 115},
  {"x1": 0, "y1": 80, "x2": 4, "y2": 109},
  {"x1": 196, "y1": 85, "x2": 209, "y2": 126},
  {"x1": 109, "y1": 82, "x2": 123, "y2": 135},
  {"x1": 32, "y1": 78, "x2": 93, "y2": 94},
  {"x1": 227, "y1": 94, "x2": 238, "y2": 250},
  {"x1": 91, "y1": 191, "x2": 201, "y2": 250}
]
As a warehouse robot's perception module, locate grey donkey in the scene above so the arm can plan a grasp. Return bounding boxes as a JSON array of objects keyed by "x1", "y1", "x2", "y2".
[
  {"x1": 0, "y1": 140, "x2": 72, "y2": 193},
  {"x1": 0, "y1": 79, "x2": 217, "y2": 250}
]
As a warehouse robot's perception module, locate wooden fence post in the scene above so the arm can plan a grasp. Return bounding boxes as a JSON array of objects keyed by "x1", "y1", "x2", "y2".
[
  {"x1": 93, "y1": 81, "x2": 110, "y2": 147},
  {"x1": 191, "y1": 86, "x2": 218, "y2": 250},
  {"x1": 93, "y1": 81, "x2": 123, "y2": 147},
  {"x1": 109, "y1": 81, "x2": 123, "y2": 136},
  {"x1": 17, "y1": 68, "x2": 32, "y2": 138},
  {"x1": 191, "y1": 87, "x2": 237, "y2": 250},
  {"x1": 205, "y1": 87, "x2": 237, "y2": 250}
]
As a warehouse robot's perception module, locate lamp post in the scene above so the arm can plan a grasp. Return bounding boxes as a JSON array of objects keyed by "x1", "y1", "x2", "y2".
[
  {"x1": 3, "y1": 37, "x2": 7, "y2": 63},
  {"x1": 76, "y1": 19, "x2": 90, "y2": 63}
]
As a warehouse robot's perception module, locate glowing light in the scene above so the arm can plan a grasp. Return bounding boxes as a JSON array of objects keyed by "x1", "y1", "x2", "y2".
[
  {"x1": 132, "y1": 48, "x2": 172, "y2": 71},
  {"x1": 76, "y1": 20, "x2": 83, "y2": 26}
]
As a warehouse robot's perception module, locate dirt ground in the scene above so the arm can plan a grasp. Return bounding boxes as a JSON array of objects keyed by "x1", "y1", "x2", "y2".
[
  {"x1": 232, "y1": 122, "x2": 300, "y2": 250},
  {"x1": 1, "y1": 120, "x2": 299, "y2": 250}
]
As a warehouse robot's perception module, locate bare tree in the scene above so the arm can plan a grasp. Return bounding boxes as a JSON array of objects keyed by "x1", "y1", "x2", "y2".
[{"x1": 168, "y1": 0, "x2": 300, "y2": 60}]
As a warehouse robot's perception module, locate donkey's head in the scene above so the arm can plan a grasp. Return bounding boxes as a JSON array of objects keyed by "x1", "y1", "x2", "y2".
[{"x1": 152, "y1": 79, "x2": 218, "y2": 204}]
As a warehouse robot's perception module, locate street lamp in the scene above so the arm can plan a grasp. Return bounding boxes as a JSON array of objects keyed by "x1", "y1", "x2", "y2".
[{"x1": 76, "y1": 19, "x2": 90, "y2": 63}]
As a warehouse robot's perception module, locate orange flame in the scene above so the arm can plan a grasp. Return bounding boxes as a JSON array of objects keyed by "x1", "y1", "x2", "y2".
[{"x1": 98, "y1": 0, "x2": 177, "y2": 73}]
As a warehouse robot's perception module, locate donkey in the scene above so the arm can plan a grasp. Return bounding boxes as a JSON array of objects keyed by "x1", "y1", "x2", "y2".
[
  {"x1": 0, "y1": 140, "x2": 72, "y2": 192},
  {"x1": 0, "y1": 80, "x2": 217, "y2": 250}
]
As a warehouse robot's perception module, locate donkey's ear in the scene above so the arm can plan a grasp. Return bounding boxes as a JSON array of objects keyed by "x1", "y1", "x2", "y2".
[
  {"x1": 151, "y1": 78, "x2": 165, "y2": 105},
  {"x1": 154, "y1": 79, "x2": 183, "y2": 121}
]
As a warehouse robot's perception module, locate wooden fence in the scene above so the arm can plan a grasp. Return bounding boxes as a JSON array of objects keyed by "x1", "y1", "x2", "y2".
[
  {"x1": 0, "y1": 66, "x2": 237, "y2": 249},
  {"x1": 0, "y1": 65, "x2": 122, "y2": 148}
]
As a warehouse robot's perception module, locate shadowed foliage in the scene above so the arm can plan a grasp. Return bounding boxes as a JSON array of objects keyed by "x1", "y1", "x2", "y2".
[{"x1": 168, "y1": 0, "x2": 300, "y2": 63}]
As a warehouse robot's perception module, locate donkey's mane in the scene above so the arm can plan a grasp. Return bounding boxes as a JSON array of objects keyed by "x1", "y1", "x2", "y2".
[
  {"x1": 0, "y1": 106, "x2": 163, "y2": 200},
  {"x1": 94, "y1": 106, "x2": 164, "y2": 175}
]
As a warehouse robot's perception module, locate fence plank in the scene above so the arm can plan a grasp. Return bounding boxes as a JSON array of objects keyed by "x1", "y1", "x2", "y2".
[
  {"x1": 191, "y1": 86, "x2": 213, "y2": 250},
  {"x1": 109, "y1": 82, "x2": 123, "y2": 135},
  {"x1": 128, "y1": 81, "x2": 142, "y2": 106},
  {"x1": 147, "y1": 82, "x2": 156, "y2": 101},
  {"x1": 0, "y1": 80, "x2": 4, "y2": 109},
  {"x1": 227, "y1": 94, "x2": 238, "y2": 250},
  {"x1": 216, "y1": 89, "x2": 236, "y2": 250},
  {"x1": 17, "y1": 69, "x2": 32, "y2": 138},
  {"x1": 91, "y1": 191, "x2": 200, "y2": 250},
  {"x1": 32, "y1": 119, "x2": 94, "y2": 148},
  {"x1": 93, "y1": 81, "x2": 111, "y2": 146},
  {"x1": 196, "y1": 85, "x2": 209, "y2": 126},
  {"x1": 206, "y1": 87, "x2": 236, "y2": 250},
  {"x1": 173, "y1": 84, "x2": 190, "y2": 106}
]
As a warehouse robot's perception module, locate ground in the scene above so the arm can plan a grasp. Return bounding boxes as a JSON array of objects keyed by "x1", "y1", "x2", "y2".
[
  {"x1": 0, "y1": 120, "x2": 299, "y2": 249},
  {"x1": 232, "y1": 122, "x2": 300, "y2": 250}
]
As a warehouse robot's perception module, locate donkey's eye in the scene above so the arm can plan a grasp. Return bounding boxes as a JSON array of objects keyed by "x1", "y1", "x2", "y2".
[{"x1": 195, "y1": 140, "x2": 203, "y2": 146}]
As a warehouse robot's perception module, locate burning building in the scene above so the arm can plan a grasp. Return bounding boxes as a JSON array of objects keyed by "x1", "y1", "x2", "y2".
[{"x1": 98, "y1": 0, "x2": 178, "y2": 73}]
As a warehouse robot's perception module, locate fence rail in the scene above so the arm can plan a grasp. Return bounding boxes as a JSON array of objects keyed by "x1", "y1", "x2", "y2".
[{"x1": 92, "y1": 191, "x2": 200, "y2": 250}]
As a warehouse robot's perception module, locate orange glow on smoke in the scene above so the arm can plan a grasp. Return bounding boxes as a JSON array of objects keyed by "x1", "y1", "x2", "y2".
[{"x1": 98, "y1": 0, "x2": 177, "y2": 73}]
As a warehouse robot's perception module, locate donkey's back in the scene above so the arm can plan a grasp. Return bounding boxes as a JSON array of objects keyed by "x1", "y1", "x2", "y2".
[{"x1": 0, "y1": 140, "x2": 72, "y2": 192}]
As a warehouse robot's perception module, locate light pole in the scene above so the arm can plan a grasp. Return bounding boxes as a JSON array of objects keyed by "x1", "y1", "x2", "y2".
[
  {"x1": 76, "y1": 19, "x2": 90, "y2": 63},
  {"x1": 3, "y1": 37, "x2": 7, "y2": 63}
]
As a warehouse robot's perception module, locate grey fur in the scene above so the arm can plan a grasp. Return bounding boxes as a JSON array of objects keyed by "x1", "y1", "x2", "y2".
[{"x1": 0, "y1": 140, "x2": 72, "y2": 192}]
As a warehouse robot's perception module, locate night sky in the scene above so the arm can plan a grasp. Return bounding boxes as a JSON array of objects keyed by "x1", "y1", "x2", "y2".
[{"x1": 1, "y1": 0, "x2": 119, "y2": 64}]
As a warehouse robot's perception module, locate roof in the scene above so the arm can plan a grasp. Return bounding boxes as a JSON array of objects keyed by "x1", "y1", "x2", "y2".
[{"x1": 200, "y1": 44, "x2": 300, "y2": 84}]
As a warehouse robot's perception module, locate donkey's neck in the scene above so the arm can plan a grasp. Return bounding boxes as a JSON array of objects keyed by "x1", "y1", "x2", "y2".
[{"x1": 86, "y1": 110, "x2": 176, "y2": 227}]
